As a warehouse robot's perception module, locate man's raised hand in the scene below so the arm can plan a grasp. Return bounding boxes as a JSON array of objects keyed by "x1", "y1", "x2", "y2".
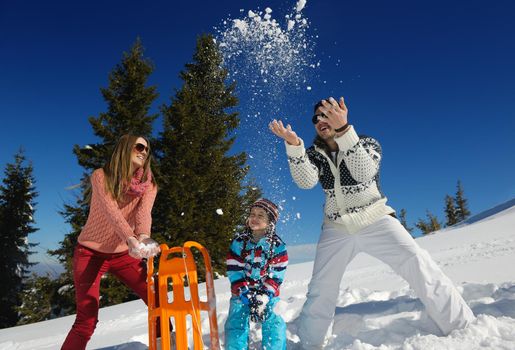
[
  {"x1": 269, "y1": 119, "x2": 300, "y2": 146},
  {"x1": 319, "y1": 97, "x2": 348, "y2": 130}
]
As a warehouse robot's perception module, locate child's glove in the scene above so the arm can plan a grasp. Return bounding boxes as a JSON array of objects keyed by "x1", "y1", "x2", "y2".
[
  {"x1": 239, "y1": 289, "x2": 256, "y2": 305},
  {"x1": 249, "y1": 290, "x2": 270, "y2": 322}
]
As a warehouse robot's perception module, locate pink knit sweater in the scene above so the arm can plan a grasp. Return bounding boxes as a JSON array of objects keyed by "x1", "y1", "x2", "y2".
[{"x1": 78, "y1": 168, "x2": 158, "y2": 253}]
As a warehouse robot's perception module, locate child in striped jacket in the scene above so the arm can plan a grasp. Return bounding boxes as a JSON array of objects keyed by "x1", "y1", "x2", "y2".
[{"x1": 224, "y1": 198, "x2": 288, "y2": 350}]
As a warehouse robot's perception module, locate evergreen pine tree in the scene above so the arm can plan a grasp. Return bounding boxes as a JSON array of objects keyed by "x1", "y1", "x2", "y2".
[
  {"x1": 444, "y1": 194, "x2": 459, "y2": 227},
  {"x1": 154, "y1": 34, "x2": 260, "y2": 276},
  {"x1": 398, "y1": 208, "x2": 414, "y2": 236},
  {"x1": 48, "y1": 38, "x2": 159, "y2": 315},
  {"x1": 415, "y1": 210, "x2": 442, "y2": 235},
  {"x1": 454, "y1": 180, "x2": 471, "y2": 223},
  {"x1": 0, "y1": 150, "x2": 38, "y2": 328},
  {"x1": 16, "y1": 274, "x2": 59, "y2": 325}
]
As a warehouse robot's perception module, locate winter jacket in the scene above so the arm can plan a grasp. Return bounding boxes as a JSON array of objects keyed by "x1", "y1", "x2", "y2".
[
  {"x1": 285, "y1": 125, "x2": 395, "y2": 234},
  {"x1": 226, "y1": 231, "x2": 288, "y2": 297}
]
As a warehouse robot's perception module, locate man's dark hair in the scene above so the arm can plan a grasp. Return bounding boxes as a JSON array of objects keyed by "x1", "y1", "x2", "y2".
[
  {"x1": 312, "y1": 99, "x2": 332, "y2": 156},
  {"x1": 312, "y1": 135, "x2": 332, "y2": 156},
  {"x1": 314, "y1": 99, "x2": 325, "y2": 113}
]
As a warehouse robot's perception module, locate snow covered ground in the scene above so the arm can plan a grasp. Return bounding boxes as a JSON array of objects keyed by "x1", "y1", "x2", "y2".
[{"x1": 1, "y1": 199, "x2": 515, "y2": 349}]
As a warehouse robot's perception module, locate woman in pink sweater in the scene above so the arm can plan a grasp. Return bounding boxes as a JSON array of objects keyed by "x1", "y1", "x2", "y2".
[{"x1": 62, "y1": 134, "x2": 159, "y2": 350}]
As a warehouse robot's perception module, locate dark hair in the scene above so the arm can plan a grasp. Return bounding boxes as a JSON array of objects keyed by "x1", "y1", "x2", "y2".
[
  {"x1": 312, "y1": 99, "x2": 331, "y2": 156},
  {"x1": 313, "y1": 99, "x2": 325, "y2": 113},
  {"x1": 312, "y1": 135, "x2": 332, "y2": 157}
]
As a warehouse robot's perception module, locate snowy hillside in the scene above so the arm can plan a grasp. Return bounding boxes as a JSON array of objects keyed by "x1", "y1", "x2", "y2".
[{"x1": 1, "y1": 200, "x2": 515, "y2": 349}]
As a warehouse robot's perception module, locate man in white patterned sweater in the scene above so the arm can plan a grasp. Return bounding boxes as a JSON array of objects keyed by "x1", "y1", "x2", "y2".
[{"x1": 269, "y1": 97, "x2": 475, "y2": 349}]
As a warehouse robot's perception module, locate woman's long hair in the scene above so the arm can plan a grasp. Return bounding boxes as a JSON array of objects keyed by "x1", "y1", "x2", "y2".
[{"x1": 102, "y1": 134, "x2": 154, "y2": 202}]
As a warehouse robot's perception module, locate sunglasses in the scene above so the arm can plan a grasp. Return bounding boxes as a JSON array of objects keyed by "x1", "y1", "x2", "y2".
[
  {"x1": 133, "y1": 143, "x2": 149, "y2": 153},
  {"x1": 311, "y1": 113, "x2": 328, "y2": 124}
]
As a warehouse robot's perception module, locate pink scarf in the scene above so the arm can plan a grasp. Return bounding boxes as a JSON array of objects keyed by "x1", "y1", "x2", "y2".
[{"x1": 125, "y1": 168, "x2": 152, "y2": 197}]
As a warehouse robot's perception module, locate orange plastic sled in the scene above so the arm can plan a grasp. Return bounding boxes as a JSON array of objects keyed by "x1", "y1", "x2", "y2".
[{"x1": 147, "y1": 241, "x2": 220, "y2": 350}]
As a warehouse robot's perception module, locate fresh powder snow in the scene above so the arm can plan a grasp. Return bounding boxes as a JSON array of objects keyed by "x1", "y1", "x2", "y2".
[{"x1": 2, "y1": 199, "x2": 515, "y2": 349}]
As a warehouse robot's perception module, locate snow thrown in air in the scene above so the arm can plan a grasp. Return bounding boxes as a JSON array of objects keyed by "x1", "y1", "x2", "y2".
[{"x1": 214, "y1": 1, "x2": 318, "y2": 237}]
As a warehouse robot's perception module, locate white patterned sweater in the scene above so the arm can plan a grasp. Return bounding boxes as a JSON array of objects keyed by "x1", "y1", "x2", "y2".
[{"x1": 285, "y1": 126, "x2": 395, "y2": 234}]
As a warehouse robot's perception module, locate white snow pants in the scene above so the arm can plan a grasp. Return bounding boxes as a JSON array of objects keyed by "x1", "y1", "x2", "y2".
[{"x1": 298, "y1": 215, "x2": 475, "y2": 348}]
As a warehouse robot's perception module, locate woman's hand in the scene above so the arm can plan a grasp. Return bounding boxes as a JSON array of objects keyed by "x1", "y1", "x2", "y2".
[
  {"x1": 127, "y1": 236, "x2": 143, "y2": 259},
  {"x1": 269, "y1": 119, "x2": 301, "y2": 146},
  {"x1": 127, "y1": 235, "x2": 160, "y2": 259},
  {"x1": 138, "y1": 234, "x2": 161, "y2": 258}
]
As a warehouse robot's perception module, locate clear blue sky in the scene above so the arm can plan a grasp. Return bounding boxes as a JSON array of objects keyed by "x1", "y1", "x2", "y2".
[{"x1": 1, "y1": 0, "x2": 514, "y2": 271}]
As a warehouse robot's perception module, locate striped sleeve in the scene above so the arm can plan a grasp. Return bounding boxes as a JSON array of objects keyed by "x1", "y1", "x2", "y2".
[
  {"x1": 226, "y1": 238, "x2": 248, "y2": 296},
  {"x1": 261, "y1": 241, "x2": 288, "y2": 297}
]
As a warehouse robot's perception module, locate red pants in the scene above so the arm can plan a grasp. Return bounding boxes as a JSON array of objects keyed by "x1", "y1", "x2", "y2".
[{"x1": 61, "y1": 244, "x2": 148, "y2": 350}]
